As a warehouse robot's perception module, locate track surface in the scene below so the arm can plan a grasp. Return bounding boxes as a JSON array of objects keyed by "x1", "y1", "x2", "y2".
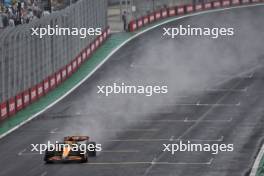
[{"x1": 0, "y1": 6, "x2": 264, "y2": 176}]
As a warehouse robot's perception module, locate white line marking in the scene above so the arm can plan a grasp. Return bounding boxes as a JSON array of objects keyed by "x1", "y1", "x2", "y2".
[
  {"x1": 212, "y1": 65, "x2": 261, "y2": 88},
  {"x1": 250, "y1": 144, "x2": 264, "y2": 176},
  {"x1": 184, "y1": 117, "x2": 233, "y2": 123},
  {"x1": 40, "y1": 171, "x2": 47, "y2": 176},
  {"x1": 49, "y1": 128, "x2": 58, "y2": 134},
  {"x1": 104, "y1": 129, "x2": 159, "y2": 132},
  {"x1": 204, "y1": 88, "x2": 247, "y2": 92},
  {"x1": 1, "y1": 4, "x2": 263, "y2": 140},
  {"x1": 178, "y1": 78, "x2": 243, "y2": 140},
  {"x1": 18, "y1": 148, "x2": 27, "y2": 156},
  {"x1": 132, "y1": 118, "x2": 232, "y2": 123},
  {"x1": 108, "y1": 136, "x2": 224, "y2": 142},
  {"x1": 169, "y1": 136, "x2": 174, "y2": 141},
  {"x1": 84, "y1": 159, "x2": 214, "y2": 165},
  {"x1": 18, "y1": 151, "x2": 42, "y2": 156},
  {"x1": 101, "y1": 150, "x2": 140, "y2": 153},
  {"x1": 45, "y1": 128, "x2": 159, "y2": 134},
  {"x1": 169, "y1": 102, "x2": 240, "y2": 107}
]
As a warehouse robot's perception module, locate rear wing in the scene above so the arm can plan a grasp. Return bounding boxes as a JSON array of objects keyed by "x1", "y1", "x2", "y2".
[{"x1": 64, "y1": 136, "x2": 89, "y2": 142}]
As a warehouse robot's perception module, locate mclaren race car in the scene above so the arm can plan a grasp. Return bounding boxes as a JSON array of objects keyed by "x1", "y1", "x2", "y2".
[{"x1": 44, "y1": 136, "x2": 96, "y2": 163}]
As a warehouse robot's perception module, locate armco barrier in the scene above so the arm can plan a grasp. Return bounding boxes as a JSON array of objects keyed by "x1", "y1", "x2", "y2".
[
  {"x1": 149, "y1": 13, "x2": 155, "y2": 23},
  {"x1": 129, "y1": 20, "x2": 137, "y2": 32},
  {"x1": 204, "y1": 2, "x2": 213, "y2": 9},
  {"x1": 186, "y1": 5, "x2": 194, "y2": 13},
  {"x1": 8, "y1": 98, "x2": 16, "y2": 116},
  {"x1": 15, "y1": 94, "x2": 23, "y2": 111},
  {"x1": 0, "y1": 102, "x2": 8, "y2": 120},
  {"x1": 242, "y1": 0, "x2": 250, "y2": 4},
  {"x1": 49, "y1": 75, "x2": 56, "y2": 90},
  {"x1": 56, "y1": 71, "x2": 62, "y2": 85},
  {"x1": 44, "y1": 79, "x2": 50, "y2": 94},
  {"x1": 155, "y1": 11, "x2": 161, "y2": 20},
  {"x1": 77, "y1": 55, "x2": 82, "y2": 67},
  {"x1": 91, "y1": 42, "x2": 95, "y2": 53},
  {"x1": 195, "y1": 4, "x2": 203, "y2": 11},
  {"x1": 23, "y1": 90, "x2": 30, "y2": 107},
  {"x1": 67, "y1": 64, "x2": 73, "y2": 77},
  {"x1": 85, "y1": 48, "x2": 90, "y2": 61},
  {"x1": 0, "y1": 27, "x2": 110, "y2": 122},
  {"x1": 137, "y1": 18, "x2": 144, "y2": 28},
  {"x1": 213, "y1": 1, "x2": 222, "y2": 8},
  {"x1": 169, "y1": 7, "x2": 176, "y2": 16},
  {"x1": 232, "y1": 0, "x2": 241, "y2": 5},
  {"x1": 72, "y1": 59, "x2": 78, "y2": 73},
  {"x1": 143, "y1": 16, "x2": 149, "y2": 25},
  {"x1": 222, "y1": 0, "x2": 231, "y2": 6},
  {"x1": 30, "y1": 86, "x2": 37, "y2": 102},
  {"x1": 128, "y1": 0, "x2": 263, "y2": 32},
  {"x1": 177, "y1": 6, "x2": 185, "y2": 15},
  {"x1": 37, "y1": 83, "x2": 44, "y2": 98},
  {"x1": 161, "y1": 9, "x2": 168, "y2": 18}
]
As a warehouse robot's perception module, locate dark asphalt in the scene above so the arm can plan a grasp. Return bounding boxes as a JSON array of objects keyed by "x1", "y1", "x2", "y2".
[{"x1": 0, "y1": 5, "x2": 264, "y2": 176}]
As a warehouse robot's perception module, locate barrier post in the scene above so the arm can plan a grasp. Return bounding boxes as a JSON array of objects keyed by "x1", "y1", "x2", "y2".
[
  {"x1": 204, "y1": 2, "x2": 213, "y2": 9},
  {"x1": 155, "y1": 10, "x2": 161, "y2": 20},
  {"x1": 222, "y1": 0, "x2": 231, "y2": 6},
  {"x1": 129, "y1": 20, "x2": 137, "y2": 32},
  {"x1": 85, "y1": 47, "x2": 90, "y2": 61},
  {"x1": 169, "y1": 7, "x2": 176, "y2": 16},
  {"x1": 177, "y1": 6, "x2": 185, "y2": 15},
  {"x1": 49, "y1": 75, "x2": 56, "y2": 90},
  {"x1": 161, "y1": 9, "x2": 168, "y2": 18},
  {"x1": 232, "y1": 0, "x2": 240, "y2": 5},
  {"x1": 149, "y1": 13, "x2": 155, "y2": 23},
  {"x1": 30, "y1": 86, "x2": 37, "y2": 102},
  {"x1": 8, "y1": 97, "x2": 16, "y2": 116},
  {"x1": 241, "y1": 0, "x2": 250, "y2": 4},
  {"x1": 77, "y1": 55, "x2": 82, "y2": 68},
  {"x1": 67, "y1": 64, "x2": 73, "y2": 77},
  {"x1": 44, "y1": 79, "x2": 50, "y2": 94},
  {"x1": 0, "y1": 102, "x2": 8, "y2": 120},
  {"x1": 143, "y1": 15, "x2": 149, "y2": 26},
  {"x1": 213, "y1": 0, "x2": 222, "y2": 8},
  {"x1": 15, "y1": 94, "x2": 23, "y2": 111},
  {"x1": 23, "y1": 90, "x2": 30, "y2": 107},
  {"x1": 56, "y1": 71, "x2": 62, "y2": 85},
  {"x1": 195, "y1": 4, "x2": 203, "y2": 11},
  {"x1": 137, "y1": 18, "x2": 143, "y2": 29},
  {"x1": 186, "y1": 4, "x2": 194, "y2": 13},
  {"x1": 37, "y1": 82, "x2": 44, "y2": 98},
  {"x1": 72, "y1": 59, "x2": 77, "y2": 73}
]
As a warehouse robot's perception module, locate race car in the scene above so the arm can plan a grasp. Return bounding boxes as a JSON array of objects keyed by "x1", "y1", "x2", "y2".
[{"x1": 44, "y1": 136, "x2": 96, "y2": 163}]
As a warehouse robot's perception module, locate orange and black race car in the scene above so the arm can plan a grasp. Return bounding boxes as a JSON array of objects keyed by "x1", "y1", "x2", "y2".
[{"x1": 44, "y1": 136, "x2": 96, "y2": 163}]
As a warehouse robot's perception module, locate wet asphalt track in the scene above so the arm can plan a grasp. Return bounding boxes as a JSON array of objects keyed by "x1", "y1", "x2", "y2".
[{"x1": 0, "y1": 5, "x2": 264, "y2": 176}]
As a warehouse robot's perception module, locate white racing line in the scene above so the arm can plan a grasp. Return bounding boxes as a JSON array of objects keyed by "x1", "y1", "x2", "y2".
[
  {"x1": 0, "y1": 3, "x2": 263, "y2": 141},
  {"x1": 107, "y1": 136, "x2": 224, "y2": 142},
  {"x1": 169, "y1": 102, "x2": 241, "y2": 107},
  {"x1": 84, "y1": 158, "x2": 214, "y2": 166},
  {"x1": 127, "y1": 117, "x2": 233, "y2": 123}
]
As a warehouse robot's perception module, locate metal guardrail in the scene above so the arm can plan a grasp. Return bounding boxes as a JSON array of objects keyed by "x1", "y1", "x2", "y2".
[
  {"x1": 0, "y1": 0, "x2": 109, "y2": 120},
  {"x1": 0, "y1": 0, "x2": 107, "y2": 103}
]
